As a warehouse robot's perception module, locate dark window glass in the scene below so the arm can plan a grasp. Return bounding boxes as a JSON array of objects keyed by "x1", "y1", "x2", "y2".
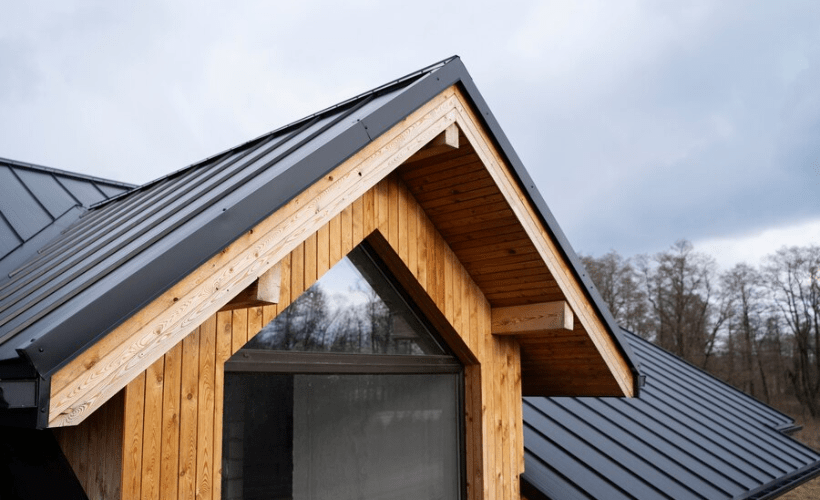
[{"x1": 222, "y1": 373, "x2": 460, "y2": 500}]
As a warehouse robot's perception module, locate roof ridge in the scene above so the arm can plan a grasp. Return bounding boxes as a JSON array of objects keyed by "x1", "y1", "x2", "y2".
[
  {"x1": 0, "y1": 156, "x2": 137, "y2": 189},
  {"x1": 89, "y1": 55, "x2": 460, "y2": 211}
]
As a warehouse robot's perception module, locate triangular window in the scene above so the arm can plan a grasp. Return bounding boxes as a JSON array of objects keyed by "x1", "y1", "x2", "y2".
[{"x1": 243, "y1": 244, "x2": 449, "y2": 357}]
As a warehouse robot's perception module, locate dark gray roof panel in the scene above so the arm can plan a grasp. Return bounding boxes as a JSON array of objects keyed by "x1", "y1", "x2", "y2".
[
  {"x1": 58, "y1": 177, "x2": 106, "y2": 206},
  {"x1": 0, "y1": 158, "x2": 137, "y2": 268},
  {"x1": 0, "y1": 218, "x2": 20, "y2": 257},
  {"x1": 95, "y1": 183, "x2": 131, "y2": 198},
  {"x1": 0, "y1": 63, "x2": 436, "y2": 368},
  {"x1": 523, "y1": 329, "x2": 820, "y2": 500},
  {"x1": 0, "y1": 167, "x2": 53, "y2": 241},
  {"x1": 13, "y1": 168, "x2": 76, "y2": 219}
]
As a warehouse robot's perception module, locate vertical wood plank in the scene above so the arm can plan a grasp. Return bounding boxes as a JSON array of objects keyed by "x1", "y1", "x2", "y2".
[
  {"x1": 178, "y1": 328, "x2": 200, "y2": 500},
  {"x1": 427, "y1": 219, "x2": 439, "y2": 304},
  {"x1": 89, "y1": 391, "x2": 102, "y2": 498},
  {"x1": 397, "y1": 181, "x2": 408, "y2": 263},
  {"x1": 445, "y1": 247, "x2": 454, "y2": 322},
  {"x1": 249, "y1": 306, "x2": 266, "y2": 341},
  {"x1": 196, "y1": 316, "x2": 216, "y2": 500},
  {"x1": 341, "y1": 203, "x2": 353, "y2": 257},
  {"x1": 417, "y1": 210, "x2": 428, "y2": 290},
  {"x1": 317, "y1": 223, "x2": 330, "y2": 280},
  {"x1": 160, "y1": 342, "x2": 182, "y2": 500},
  {"x1": 213, "y1": 312, "x2": 233, "y2": 500},
  {"x1": 107, "y1": 392, "x2": 125, "y2": 500},
  {"x1": 141, "y1": 357, "x2": 165, "y2": 500},
  {"x1": 407, "y1": 191, "x2": 418, "y2": 277},
  {"x1": 436, "y1": 236, "x2": 447, "y2": 311},
  {"x1": 454, "y1": 266, "x2": 464, "y2": 336},
  {"x1": 290, "y1": 242, "x2": 305, "y2": 299},
  {"x1": 230, "y1": 309, "x2": 245, "y2": 355},
  {"x1": 387, "y1": 176, "x2": 399, "y2": 247},
  {"x1": 304, "y1": 232, "x2": 317, "y2": 289},
  {"x1": 363, "y1": 186, "x2": 376, "y2": 236},
  {"x1": 122, "y1": 372, "x2": 146, "y2": 500},
  {"x1": 279, "y1": 253, "x2": 292, "y2": 310},
  {"x1": 377, "y1": 178, "x2": 389, "y2": 231},
  {"x1": 329, "y1": 212, "x2": 342, "y2": 267},
  {"x1": 352, "y1": 195, "x2": 364, "y2": 246},
  {"x1": 513, "y1": 341, "x2": 524, "y2": 474}
]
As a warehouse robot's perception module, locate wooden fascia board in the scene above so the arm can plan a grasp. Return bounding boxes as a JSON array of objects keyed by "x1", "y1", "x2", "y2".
[
  {"x1": 491, "y1": 301, "x2": 573, "y2": 335},
  {"x1": 449, "y1": 88, "x2": 635, "y2": 397},
  {"x1": 47, "y1": 87, "x2": 463, "y2": 427}
]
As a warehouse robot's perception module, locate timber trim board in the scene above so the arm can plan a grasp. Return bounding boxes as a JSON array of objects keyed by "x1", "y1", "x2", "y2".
[
  {"x1": 48, "y1": 83, "x2": 635, "y2": 428},
  {"x1": 491, "y1": 301, "x2": 574, "y2": 335}
]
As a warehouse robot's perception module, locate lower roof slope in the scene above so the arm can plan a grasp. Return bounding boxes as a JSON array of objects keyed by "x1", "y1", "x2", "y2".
[
  {"x1": 0, "y1": 158, "x2": 134, "y2": 279},
  {"x1": 522, "y1": 329, "x2": 820, "y2": 500}
]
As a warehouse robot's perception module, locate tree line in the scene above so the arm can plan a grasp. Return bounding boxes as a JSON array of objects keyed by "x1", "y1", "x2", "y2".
[{"x1": 580, "y1": 241, "x2": 820, "y2": 419}]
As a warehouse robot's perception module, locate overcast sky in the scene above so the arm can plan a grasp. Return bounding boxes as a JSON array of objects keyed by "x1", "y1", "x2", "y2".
[{"x1": 2, "y1": 1, "x2": 819, "y2": 269}]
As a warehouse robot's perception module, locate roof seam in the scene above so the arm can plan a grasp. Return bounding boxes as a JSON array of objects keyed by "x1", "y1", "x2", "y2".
[{"x1": 0, "y1": 157, "x2": 136, "y2": 189}]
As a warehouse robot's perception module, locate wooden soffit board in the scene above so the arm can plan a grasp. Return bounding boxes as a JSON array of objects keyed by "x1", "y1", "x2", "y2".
[
  {"x1": 398, "y1": 88, "x2": 635, "y2": 398},
  {"x1": 48, "y1": 84, "x2": 633, "y2": 427}
]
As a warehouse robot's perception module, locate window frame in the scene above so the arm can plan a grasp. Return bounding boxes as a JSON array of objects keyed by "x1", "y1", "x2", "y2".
[{"x1": 222, "y1": 241, "x2": 467, "y2": 499}]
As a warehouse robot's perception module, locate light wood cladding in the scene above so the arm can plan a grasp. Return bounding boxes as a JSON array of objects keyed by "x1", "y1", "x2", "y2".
[
  {"x1": 49, "y1": 86, "x2": 463, "y2": 428},
  {"x1": 115, "y1": 174, "x2": 523, "y2": 499},
  {"x1": 54, "y1": 390, "x2": 124, "y2": 500}
]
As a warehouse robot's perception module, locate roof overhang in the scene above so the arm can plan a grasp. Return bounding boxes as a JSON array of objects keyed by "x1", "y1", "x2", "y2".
[{"x1": 0, "y1": 57, "x2": 639, "y2": 428}]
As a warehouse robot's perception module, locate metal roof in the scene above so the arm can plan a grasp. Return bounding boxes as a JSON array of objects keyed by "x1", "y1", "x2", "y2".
[
  {"x1": 0, "y1": 157, "x2": 135, "y2": 280},
  {"x1": 0, "y1": 56, "x2": 639, "y2": 428},
  {"x1": 522, "y1": 328, "x2": 820, "y2": 500}
]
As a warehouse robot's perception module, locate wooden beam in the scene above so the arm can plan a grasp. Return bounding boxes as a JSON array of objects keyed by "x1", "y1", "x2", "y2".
[
  {"x1": 219, "y1": 262, "x2": 282, "y2": 311},
  {"x1": 491, "y1": 301, "x2": 573, "y2": 335},
  {"x1": 404, "y1": 123, "x2": 460, "y2": 163}
]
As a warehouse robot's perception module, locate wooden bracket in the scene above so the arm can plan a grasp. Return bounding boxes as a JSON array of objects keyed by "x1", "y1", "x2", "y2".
[
  {"x1": 220, "y1": 261, "x2": 281, "y2": 311},
  {"x1": 491, "y1": 301, "x2": 574, "y2": 335},
  {"x1": 404, "y1": 123, "x2": 460, "y2": 163}
]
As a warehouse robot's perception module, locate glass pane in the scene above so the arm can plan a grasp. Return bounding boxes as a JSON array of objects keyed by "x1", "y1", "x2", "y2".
[
  {"x1": 222, "y1": 372, "x2": 460, "y2": 500},
  {"x1": 245, "y1": 246, "x2": 445, "y2": 355}
]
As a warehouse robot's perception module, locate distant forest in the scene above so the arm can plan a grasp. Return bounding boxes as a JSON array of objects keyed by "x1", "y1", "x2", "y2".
[{"x1": 580, "y1": 241, "x2": 820, "y2": 421}]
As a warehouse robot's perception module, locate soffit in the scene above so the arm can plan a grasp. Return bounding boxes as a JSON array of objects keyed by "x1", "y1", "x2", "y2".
[{"x1": 397, "y1": 125, "x2": 625, "y2": 397}]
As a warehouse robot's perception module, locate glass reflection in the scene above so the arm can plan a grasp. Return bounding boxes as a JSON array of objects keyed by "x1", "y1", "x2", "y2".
[{"x1": 245, "y1": 247, "x2": 444, "y2": 355}]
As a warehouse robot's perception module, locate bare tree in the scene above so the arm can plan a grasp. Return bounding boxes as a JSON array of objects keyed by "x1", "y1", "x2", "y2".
[
  {"x1": 763, "y1": 246, "x2": 820, "y2": 417},
  {"x1": 639, "y1": 240, "x2": 730, "y2": 368},
  {"x1": 721, "y1": 263, "x2": 769, "y2": 400},
  {"x1": 580, "y1": 251, "x2": 652, "y2": 338}
]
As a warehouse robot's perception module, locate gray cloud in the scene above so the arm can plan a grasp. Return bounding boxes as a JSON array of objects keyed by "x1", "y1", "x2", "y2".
[{"x1": 1, "y1": 1, "x2": 819, "y2": 262}]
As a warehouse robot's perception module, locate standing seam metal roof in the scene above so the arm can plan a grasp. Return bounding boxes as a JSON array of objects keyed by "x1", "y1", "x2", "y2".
[
  {"x1": 0, "y1": 56, "x2": 640, "y2": 430},
  {"x1": 0, "y1": 157, "x2": 135, "y2": 281},
  {"x1": 522, "y1": 328, "x2": 820, "y2": 500}
]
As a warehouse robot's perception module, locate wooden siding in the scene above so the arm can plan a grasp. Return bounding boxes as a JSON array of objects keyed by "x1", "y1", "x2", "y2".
[
  {"x1": 54, "y1": 390, "x2": 124, "y2": 500},
  {"x1": 116, "y1": 174, "x2": 523, "y2": 500}
]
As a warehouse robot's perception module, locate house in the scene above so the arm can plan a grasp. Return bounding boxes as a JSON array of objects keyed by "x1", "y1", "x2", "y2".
[
  {"x1": 0, "y1": 56, "x2": 640, "y2": 499},
  {"x1": 521, "y1": 328, "x2": 820, "y2": 499},
  {"x1": 0, "y1": 56, "x2": 815, "y2": 500}
]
